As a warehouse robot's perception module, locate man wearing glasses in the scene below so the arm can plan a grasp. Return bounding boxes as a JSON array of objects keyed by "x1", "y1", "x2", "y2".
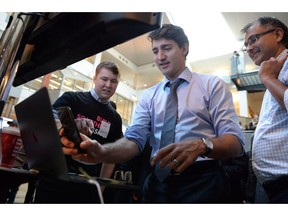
[{"x1": 241, "y1": 16, "x2": 288, "y2": 203}]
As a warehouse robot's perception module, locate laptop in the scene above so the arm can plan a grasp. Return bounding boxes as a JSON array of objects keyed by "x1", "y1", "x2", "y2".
[{"x1": 14, "y1": 87, "x2": 138, "y2": 190}]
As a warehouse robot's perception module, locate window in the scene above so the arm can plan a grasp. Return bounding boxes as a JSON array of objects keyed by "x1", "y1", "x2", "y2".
[{"x1": 110, "y1": 94, "x2": 133, "y2": 126}]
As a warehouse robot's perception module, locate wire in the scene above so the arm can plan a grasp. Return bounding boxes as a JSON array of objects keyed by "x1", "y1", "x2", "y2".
[
  {"x1": 87, "y1": 179, "x2": 104, "y2": 204},
  {"x1": 78, "y1": 167, "x2": 104, "y2": 204}
]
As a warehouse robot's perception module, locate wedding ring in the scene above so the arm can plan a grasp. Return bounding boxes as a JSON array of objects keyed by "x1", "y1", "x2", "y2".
[{"x1": 173, "y1": 158, "x2": 180, "y2": 167}]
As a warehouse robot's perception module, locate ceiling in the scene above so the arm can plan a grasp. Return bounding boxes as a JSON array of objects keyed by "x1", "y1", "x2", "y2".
[
  {"x1": 221, "y1": 12, "x2": 288, "y2": 41},
  {"x1": 101, "y1": 12, "x2": 288, "y2": 90}
]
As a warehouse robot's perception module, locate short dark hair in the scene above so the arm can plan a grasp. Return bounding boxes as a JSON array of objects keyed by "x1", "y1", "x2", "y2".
[
  {"x1": 95, "y1": 61, "x2": 120, "y2": 78},
  {"x1": 148, "y1": 24, "x2": 189, "y2": 57},
  {"x1": 241, "y1": 16, "x2": 288, "y2": 48}
]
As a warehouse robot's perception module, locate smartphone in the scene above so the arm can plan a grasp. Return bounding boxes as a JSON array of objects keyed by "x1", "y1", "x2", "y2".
[{"x1": 56, "y1": 106, "x2": 86, "y2": 154}]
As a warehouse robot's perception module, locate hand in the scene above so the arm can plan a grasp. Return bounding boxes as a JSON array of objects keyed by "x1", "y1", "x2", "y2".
[
  {"x1": 151, "y1": 139, "x2": 205, "y2": 173},
  {"x1": 259, "y1": 52, "x2": 288, "y2": 83},
  {"x1": 74, "y1": 118, "x2": 94, "y2": 136},
  {"x1": 60, "y1": 129, "x2": 103, "y2": 165}
]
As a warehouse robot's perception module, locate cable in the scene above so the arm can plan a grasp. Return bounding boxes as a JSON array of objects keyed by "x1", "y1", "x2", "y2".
[
  {"x1": 87, "y1": 179, "x2": 104, "y2": 204},
  {"x1": 78, "y1": 167, "x2": 104, "y2": 204}
]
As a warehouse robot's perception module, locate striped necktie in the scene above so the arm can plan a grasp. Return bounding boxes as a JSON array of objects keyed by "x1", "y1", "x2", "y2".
[{"x1": 155, "y1": 78, "x2": 182, "y2": 182}]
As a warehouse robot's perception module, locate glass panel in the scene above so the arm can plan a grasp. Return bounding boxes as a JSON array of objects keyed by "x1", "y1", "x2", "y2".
[
  {"x1": 110, "y1": 93, "x2": 133, "y2": 125},
  {"x1": 23, "y1": 77, "x2": 43, "y2": 91},
  {"x1": 48, "y1": 71, "x2": 63, "y2": 90},
  {"x1": 63, "y1": 77, "x2": 75, "y2": 91},
  {"x1": 74, "y1": 80, "x2": 85, "y2": 91}
]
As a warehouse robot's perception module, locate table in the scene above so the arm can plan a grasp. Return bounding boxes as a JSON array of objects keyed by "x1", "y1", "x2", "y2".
[{"x1": 0, "y1": 166, "x2": 140, "y2": 203}]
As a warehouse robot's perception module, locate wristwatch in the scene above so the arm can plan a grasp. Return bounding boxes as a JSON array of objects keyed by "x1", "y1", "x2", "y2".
[{"x1": 201, "y1": 138, "x2": 214, "y2": 157}]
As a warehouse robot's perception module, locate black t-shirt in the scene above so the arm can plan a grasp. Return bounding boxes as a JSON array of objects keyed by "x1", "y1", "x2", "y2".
[{"x1": 52, "y1": 91, "x2": 123, "y2": 176}]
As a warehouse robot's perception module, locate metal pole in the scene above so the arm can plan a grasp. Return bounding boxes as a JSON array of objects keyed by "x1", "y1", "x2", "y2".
[{"x1": 0, "y1": 13, "x2": 34, "y2": 115}]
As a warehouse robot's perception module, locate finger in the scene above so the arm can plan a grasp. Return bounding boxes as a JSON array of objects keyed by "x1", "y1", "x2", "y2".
[
  {"x1": 171, "y1": 158, "x2": 181, "y2": 169},
  {"x1": 81, "y1": 120, "x2": 87, "y2": 132},
  {"x1": 74, "y1": 119, "x2": 91, "y2": 135},
  {"x1": 87, "y1": 119, "x2": 94, "y2": 130},
  {"x1": 167, "y1": 153, "x2": 197, "y2": 172},
  {"x1": 72, "y1": 153, "x2": 86, "y2": 160},
  {"x1": 151, "y1": 145, "x2": 174, "y2": 166},
  {"x1": 155, "y1": 143, "x2": 176, "y2": 160},
  {"x1": 62, "y1": 146, "x2": 78, "y2": 155},
  {"x1": 79, "y1": 134, "x2": 90, "y2": 149},
  {"x1": 81, "y1": 119, "x2": 94, "y2": 135},
  {"x1": 60, "y1": 136, "x2": 75, "y2": 148},
  {"x1": 59, "y1": 128, "x2": 65, "y2": 136},
  {"x1": 159, "y1": 143, "x2": 184, "y2": 167},
  {"x1": 76, "y1": 120, "x2": 86, "y2": 134},
  {"x1": 174, "y1": 155, "x2": 199, "y2": 173},
  {"x1": 160, "y1": 154, "x2": 176, "y2": 168},
  {"x1": 174, "y1": 160, "x2": 192, "y2": 173},
  {"x1": 74, "y1": 120, "x2": 81, "y2": 130},
  {"x1": 166, "y1": 156, "x2": 181, "y2": 169},
  {"x1": 79, "y1": 133, "x2": 89, "y2": 141}
]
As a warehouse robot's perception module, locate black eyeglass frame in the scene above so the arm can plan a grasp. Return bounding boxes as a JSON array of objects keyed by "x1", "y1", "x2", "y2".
[{"x1": 242, "y1": 28, "x2": 277, "y2": 52}]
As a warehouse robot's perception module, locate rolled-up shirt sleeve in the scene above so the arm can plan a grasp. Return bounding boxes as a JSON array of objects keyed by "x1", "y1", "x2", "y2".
[{"x1": 125, "y1": 90, "x2": 152, "y2": 153}]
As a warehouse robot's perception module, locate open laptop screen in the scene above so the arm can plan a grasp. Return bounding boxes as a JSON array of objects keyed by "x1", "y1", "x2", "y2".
[{"x1": 15, "y1": 87, "x2": 69, "y2": 180}]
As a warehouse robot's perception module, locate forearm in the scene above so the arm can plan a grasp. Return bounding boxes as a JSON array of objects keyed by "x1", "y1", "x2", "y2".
[
  {"x1": 99, "y1": 163, "x2": 115, "y2": 179},
  {"x1": 99, "y1": 163, "x2": 115, "y2": 192},
  {"x1": 208, "y1": 134, "x2": 243, "y2": 159},
  {"x1": 261, "y1": 77, "x2": 287, "y2": 110},
  {"x1": 101, "y1": 137, "x2": 140, "y2": 163}
]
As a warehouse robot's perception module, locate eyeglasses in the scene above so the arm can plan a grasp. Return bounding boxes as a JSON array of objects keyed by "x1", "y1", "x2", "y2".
[{"x1": 242, "y1": 29, "x2": 276, "y2": 52}]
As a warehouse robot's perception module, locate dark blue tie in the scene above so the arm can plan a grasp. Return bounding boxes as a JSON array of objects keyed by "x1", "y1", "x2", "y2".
[{"x1": 155, "y1": 79, "x2": 182, "y2": 182}]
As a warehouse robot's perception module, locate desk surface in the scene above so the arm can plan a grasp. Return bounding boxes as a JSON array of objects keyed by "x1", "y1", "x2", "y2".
[{"x1": 0, "y1": 166, "x2": 38, "y2": 180}]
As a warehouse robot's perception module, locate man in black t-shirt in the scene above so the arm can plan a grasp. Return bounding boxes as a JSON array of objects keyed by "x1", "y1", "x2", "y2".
[{"x1": 34, "y1": 61, "x2": 122, "y2": 203}]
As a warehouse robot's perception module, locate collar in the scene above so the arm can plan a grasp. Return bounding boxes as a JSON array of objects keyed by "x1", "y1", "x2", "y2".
[
  {"x1": 89, "y1": 89, "x2": 109, "y2": 104},
  {"x1": 163, "y1": 67, "x2": 192, "y2": 90}
]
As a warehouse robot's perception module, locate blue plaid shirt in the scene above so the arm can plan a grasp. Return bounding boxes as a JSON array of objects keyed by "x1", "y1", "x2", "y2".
[{"x1": 252, "y1": 49, "x2": 288, "y2": 184}]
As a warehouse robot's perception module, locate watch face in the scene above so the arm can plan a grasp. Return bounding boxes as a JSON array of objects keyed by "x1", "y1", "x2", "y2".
[
  {"x1": 205, "y1": 139, "x2": 213, "y2": 149},
  {"x1": 202, "y1": 138, "x2": 213, "y2": 157}
]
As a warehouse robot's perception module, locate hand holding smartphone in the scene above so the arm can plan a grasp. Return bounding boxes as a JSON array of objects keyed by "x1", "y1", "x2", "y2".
[{"x1": 56, "y1": 106, "x2": 86, "y2": 154}]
